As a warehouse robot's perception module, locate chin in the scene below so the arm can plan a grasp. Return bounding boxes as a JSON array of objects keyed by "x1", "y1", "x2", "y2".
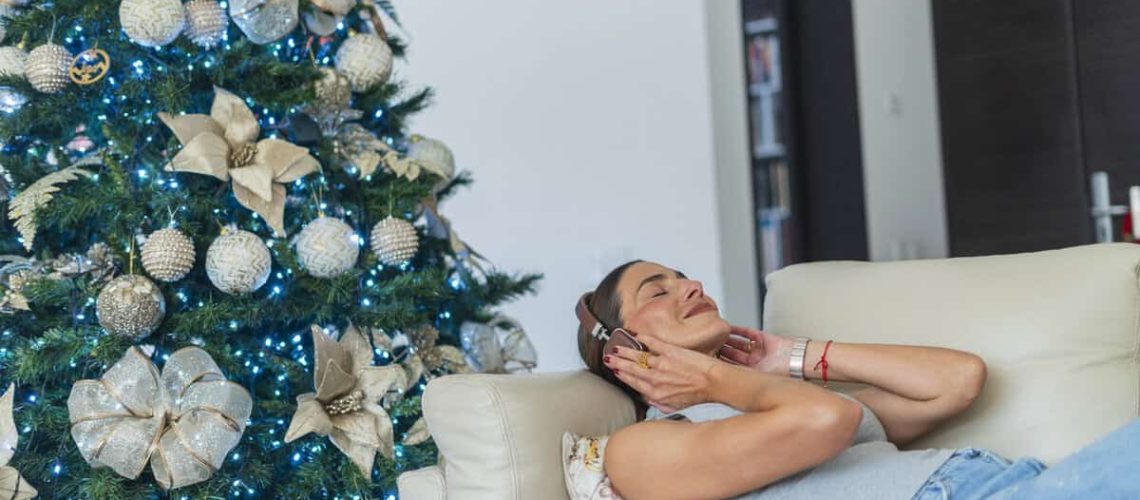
[{"x1": 686, "y1": 315, "x2": 731, "y2": 350}]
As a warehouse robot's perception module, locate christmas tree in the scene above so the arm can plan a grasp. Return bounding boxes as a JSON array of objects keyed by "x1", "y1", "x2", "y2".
[{"x1": 0, "y1": 0, "x2": 540, "y2": 497}]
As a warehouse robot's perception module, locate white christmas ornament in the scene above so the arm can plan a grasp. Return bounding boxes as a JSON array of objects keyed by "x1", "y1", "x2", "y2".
[
  {"x1": 294, "y1": 216, "x2": 359, "y2": 278},
  {"x1": 25, "y1": 43, "x2": 71, "y2": 94},
  {"x1": 206, "y1": 227, "x2": 271, "y2": 294},
  {"x1": 0, "y1": 47, "x2": 25, "y2": 79},
  {"x1": 0, "y1": 86, "x2": 25, "y2": 114},
  {"x1": 97, "y1": 274, "x2": 167, "y2": 341},
  {"x1": 335, "y1": 33, "x2": 392, "y2": 92},
  {"x1": 120, "y1": 0, "x2": 186, "y2": 48},
  {"x1": 408, "y1": 135, "x2": 456, "y2": 185},
  {"x1": 184, "y1": 0, "x2": 228, "y2": 49},
  {"x1": 370, "y1": 216, "x2": 418, "y2": 266},
  {"x1": 141, "y1": 227, "x2": 196, "y2": 282},
  {"x1": 229, "y1": 0, "x2": 298, "y2": 44}
]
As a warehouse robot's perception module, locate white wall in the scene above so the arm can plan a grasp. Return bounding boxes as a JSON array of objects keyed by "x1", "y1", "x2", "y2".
[
  {"x1": 851, "y1": 0, "x2": 949, "y2": 261},
  {"x1": 396, "y1": 0, "x2": 752, "y2": 372}
]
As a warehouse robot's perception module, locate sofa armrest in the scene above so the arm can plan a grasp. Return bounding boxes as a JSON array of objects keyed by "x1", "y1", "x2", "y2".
[{"x1": 398, "y1": 465, "x2": 446, "y2": 500}]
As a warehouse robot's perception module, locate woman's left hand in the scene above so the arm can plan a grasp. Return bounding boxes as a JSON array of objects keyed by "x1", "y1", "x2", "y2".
[{"x1": 717, "y1": 326, "x2": 796, "y2": 377}]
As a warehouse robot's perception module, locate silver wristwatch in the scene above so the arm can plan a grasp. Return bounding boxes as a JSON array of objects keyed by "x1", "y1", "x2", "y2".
[{"x1": 788, "y1": 337, "x2": 811, "y2": 380}]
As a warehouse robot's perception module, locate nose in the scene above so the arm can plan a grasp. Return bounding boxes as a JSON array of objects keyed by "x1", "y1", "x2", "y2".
[{"x1": 683, "y1": 280, "x2": 704, "y2": 301}]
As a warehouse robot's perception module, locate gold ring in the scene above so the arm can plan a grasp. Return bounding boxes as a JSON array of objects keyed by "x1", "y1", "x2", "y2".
[{"x1": 637, "y1": 352, "x2": 651, "y2": 369}]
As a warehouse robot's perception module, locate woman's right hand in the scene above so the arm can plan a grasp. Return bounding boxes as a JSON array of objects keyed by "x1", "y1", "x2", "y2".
[{"x1": 603, "y1": 330, "x2": 730, "y2": 413}]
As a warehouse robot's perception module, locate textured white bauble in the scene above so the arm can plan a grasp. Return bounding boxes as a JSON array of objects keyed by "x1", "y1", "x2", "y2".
[
  {"x1": 185, "y1": 0, "x2": 228, "y2": 49},
  {"x1": 335, "y1": 34, "x2": 392, "y2": 92},
  {"x1": 295, "y1": 216, "x2": 359, "y2": 278},
  {"x1": 120, "y1": 0, "x2": 186, "y2": 48},
  {"x1": 206, "y1": 228, "x2": 272, "y2": 294},
  {"x1": 0, "y1": 47, "x2": 25, "y2": 79},
  {"x1": 408, "y1": 135, "x2": 456, "y2": 182},
  {"x1": 25, "y1": 44, "x2": 71, "y2": 94},
  {"x1": 370, "y1": 216, "x2": 419, "y2": 266},
  {"x1": 141, "y1": 227, "x2": 196, "y2": 282},
  {"x1": 97, "y1": 274, "x2": 166, "y2": 341},
  {"x1": 230, "y1": 0, "x2": 298, "y2": 44}
]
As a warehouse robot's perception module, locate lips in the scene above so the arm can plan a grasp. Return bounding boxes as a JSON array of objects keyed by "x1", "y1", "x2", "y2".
[{"x1": 683, "y1": 302, "x2": 717, "y2": 319}]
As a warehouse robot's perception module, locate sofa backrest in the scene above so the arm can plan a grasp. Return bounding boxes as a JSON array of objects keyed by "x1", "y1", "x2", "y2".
[{"x1": 763, "y1": 243, "x2": 1140, "y2": 464}]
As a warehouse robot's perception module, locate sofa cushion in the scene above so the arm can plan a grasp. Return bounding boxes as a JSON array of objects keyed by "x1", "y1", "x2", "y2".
[
  {"x1": 762, "y1": 243, "x2": 1140, "y2": 464},
  {"x1": 421, "y1": 370, "x2": 635, "y2": 500}
]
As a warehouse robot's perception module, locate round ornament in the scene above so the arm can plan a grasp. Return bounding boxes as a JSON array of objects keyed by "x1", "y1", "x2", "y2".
[
  {"x1": 313, "y1": 67, "x2": 351, "y2": 111},
  {"x1": 68, "y1": 49, "x2": 110, "y2": 85},
  {"x1": 229, "y1": 0, "x2": 298, "y2": 45},
  {"x1": 295, "y1": 216, "x2": 359, "y2": 278},
  {"x1": 370, "y1": 216, "x2": 418, "y2": 266},
  {"x1": 96, "y1": 274, "x2": 166, "y2": 341},
  {"x1": 120, "y1": 0, "x2": 186, "y2": 48},
  {"x1": 0, "y1": 46, "x2": 25, "y2": 79},
  {"x1": 408, "y1": 135, "x2": 456, "y2": 184},
  {"x1": 25, "y1": 43, "x2": 72, "y2": 94},
  {"x1": 141, "y1": 227, "x2": 195, "y2": 282},
  {"x1": 0, "y1": 86, "x2": 26, "y2": 113},
  {"x1": 206, "y1": 227, "x2": 272, "y2": 294},
  {"x1": 335, "y1": 34, "x2": 392, "y2": 92},
  {"x1": 185, "y1": 0, "x2": 228, "y2": 49}
]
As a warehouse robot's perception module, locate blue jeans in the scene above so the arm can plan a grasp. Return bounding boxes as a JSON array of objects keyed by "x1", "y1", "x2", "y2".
[{"x1": 911, "y1": 418, "x2": 1140, "y2": 499}]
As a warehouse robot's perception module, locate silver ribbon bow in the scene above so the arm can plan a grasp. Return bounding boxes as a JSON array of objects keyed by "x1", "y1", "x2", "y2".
[{"x1": 67, "y1": 347, "x2": 253, "y2": 490}]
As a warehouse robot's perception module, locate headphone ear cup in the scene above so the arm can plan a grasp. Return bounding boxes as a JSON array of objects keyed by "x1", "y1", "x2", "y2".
[{"x1": 606, "y1": 329, "x2": 646, "y2": 353}]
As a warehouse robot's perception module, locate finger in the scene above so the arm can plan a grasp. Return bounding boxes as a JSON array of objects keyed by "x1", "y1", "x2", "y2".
[
  {"x1": 717, "y1": 345, "x2": 750, "y2": 365},
  {"x1": 723, "y1": 335, "x2": 753, "y2": 352},
  {"x1": 605, "y1": 348, "x2": 656, "y2": 373},
  {"x1": 716, "y1": 351, "x2": 744, "y2": 366},
  {"x1": 609, "y1": 345, "x2": 658, "y2": 365},
  {"x1": 730, "y1": 325, "x2": 765, "y2": 341}
]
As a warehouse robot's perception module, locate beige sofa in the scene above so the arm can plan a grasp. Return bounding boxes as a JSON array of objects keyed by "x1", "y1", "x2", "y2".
[{"x1": 397, "y1": 243, "x2": 1140, "y2": 499}]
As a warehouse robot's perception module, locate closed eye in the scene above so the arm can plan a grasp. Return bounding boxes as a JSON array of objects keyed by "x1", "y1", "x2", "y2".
[{"x1": 653, "y1": 289, "x2": 667, "y2": 298}]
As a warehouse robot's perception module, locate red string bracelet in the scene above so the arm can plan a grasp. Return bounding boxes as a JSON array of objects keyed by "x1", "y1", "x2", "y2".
[{"x1": 813, "y1": 340, "x2": 834, "y2": 387}]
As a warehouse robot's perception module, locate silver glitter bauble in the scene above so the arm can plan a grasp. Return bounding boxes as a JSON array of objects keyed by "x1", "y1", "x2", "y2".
[
  {"x1": 230, "y1": 0, "x2": 298, "y2": 45},
  {"x1": 185, "y1": 0, "x2": 228, "y2": 49},
  {"x1": 370, "y1": 216, "x2": 418, "y2": 266},
  {"x1": 206, "y1": 228, "x2": 271, "y2": 294},
  {"x1": 335, "y1": 34, "x2": 392, "y2": 92},
  {"x1": 25, "y1": 43, "x2": 71, "y2": 94},
  {"x1": 314, "y1": 68, "x2": 351, "y2": 110},
  {"x1": 141, "y1": 227, "x2": 196, "y2": 282},
  {"x1": 295, "y1": 216, "x2": 359, "y2": 278},
  {"x1": 120, "y1": 0, "x2": 186, "y2": 48},
  {"x1": 96, "y1": 274, "x2": 166, "y2": 341},
  {"x1": 408, "y1": 135, "x2": 456, "y2": 183},
  {"x1": 0, "y1": 46, "x2": 25, "y2": 79}
]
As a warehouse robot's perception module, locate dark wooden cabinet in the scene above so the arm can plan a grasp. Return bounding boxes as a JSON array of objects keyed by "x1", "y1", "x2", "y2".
[{"x1": 934, "y1": 0, "x2": 1140, "y2": 255}]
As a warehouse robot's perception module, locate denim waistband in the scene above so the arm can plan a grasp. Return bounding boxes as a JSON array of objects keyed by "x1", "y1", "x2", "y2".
[{"x1": 911, "y1": 447, "x2": 1048, "y2": 500}]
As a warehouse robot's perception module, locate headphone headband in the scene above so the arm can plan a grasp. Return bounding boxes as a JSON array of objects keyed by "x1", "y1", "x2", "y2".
[
  {"x1": 576, "y1": 292, "x2": 646, "y2": 354},
  {"x1": 576, "y1": 292, "x2": 611, "y2": 341}
]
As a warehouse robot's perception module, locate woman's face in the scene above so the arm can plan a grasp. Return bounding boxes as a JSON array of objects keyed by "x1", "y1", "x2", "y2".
[{"x1": 616, "y1": 262, "x2": 730, "y2": 354}]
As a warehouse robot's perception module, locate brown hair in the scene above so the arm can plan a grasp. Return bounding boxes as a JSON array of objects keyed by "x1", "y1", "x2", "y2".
[{"x1": 577, "y1": 260, "x2": 648, "y2": 420}]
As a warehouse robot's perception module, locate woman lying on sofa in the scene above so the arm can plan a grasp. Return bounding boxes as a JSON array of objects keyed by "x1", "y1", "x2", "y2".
[{"x1": 576, "y1": 260, "x2": 1140, "y2": 500}]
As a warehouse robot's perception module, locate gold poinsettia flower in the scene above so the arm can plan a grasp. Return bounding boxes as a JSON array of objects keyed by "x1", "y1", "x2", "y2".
[
  {"x1": 1, "y1": 384, "x2": 37, "y2": 499},
  {"x1": 285, "y1": 324, "x2": 407, "y2": 478},
  {"x1": 159, "y1": 87, "x2": 319, "y2": 236}
]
